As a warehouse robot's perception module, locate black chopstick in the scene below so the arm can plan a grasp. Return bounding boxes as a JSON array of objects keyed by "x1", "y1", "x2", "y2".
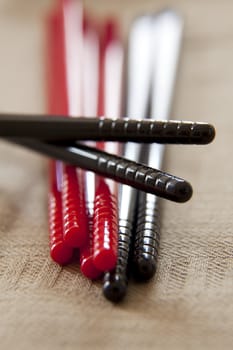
[
  {"x1": 0, "y1": 114, "x2": 215, "y2": 144},
  {"x1": 7, "y1": 138, "x2": 193, "y2": 203}
]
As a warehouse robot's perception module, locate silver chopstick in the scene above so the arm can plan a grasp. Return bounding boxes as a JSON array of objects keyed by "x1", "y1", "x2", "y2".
[{"x1": 133, "y1": 9, "x2": 184, "y2": 280}]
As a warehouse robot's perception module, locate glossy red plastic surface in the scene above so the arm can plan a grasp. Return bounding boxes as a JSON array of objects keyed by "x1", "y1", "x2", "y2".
[
  {"x1": 93, "y1": 178, "x2": 118, "y2": 271},
  {"x1": 48, "y1": 162, "x2": 73, "y2": 265},
  {"x1": 62, "y1": 165, "x2": 88, "y2": 247},
  {"x1": 80, "y1": 214, "x2": 102, "y2": 280},
  {"x1": 46, "y1": 7, "x2": 68, "y2": 116}
]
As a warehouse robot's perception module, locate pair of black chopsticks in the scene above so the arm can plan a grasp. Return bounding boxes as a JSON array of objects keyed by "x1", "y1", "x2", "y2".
[{"x1": 2, "y1": 113, "x2": 215, "y2": 203}]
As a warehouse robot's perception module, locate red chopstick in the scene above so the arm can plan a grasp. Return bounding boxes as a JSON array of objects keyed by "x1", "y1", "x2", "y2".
[
  {"x1": 92, "y1": 20, "x2": 124, "y2": 271},
  {"x1": 46, "y1": 9, "x2": 73, "y2": 264},
  {"x1": 48, "y1": 161, "x2": 73, "y2": 264},
  {"x1": 58, "y1": 0, "x2": 89, "y2": 249},
  {"x1": 46, "y1": 1, "x2": 89, "y2": 268}
]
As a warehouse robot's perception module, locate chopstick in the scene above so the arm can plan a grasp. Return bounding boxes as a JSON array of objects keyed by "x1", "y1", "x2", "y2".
[
  {"x1": 0, "y1": 114, "x2": 215, "y2": 144},
  {"x1": 8, "y1": 138, "x2": 193, "y2": 203},
  {"x1": 102, "y1": 14, "x2": 154, "y2": 302},
  {"x1": 46, "y1": 7, "x2": 74, "y2": 265},
  {"x1": 132, "y1": 10, "x2": 184, "y2": 280},
  {"x1": 91, "y1": 19, "x2": 124, "y2": 273},
  {"x1": 58, "y1": 0, "x2": 89, "y2": 250}
]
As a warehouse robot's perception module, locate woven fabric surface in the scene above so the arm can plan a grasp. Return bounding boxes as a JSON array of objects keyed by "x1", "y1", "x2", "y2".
[{"x1": 0, "y1": 0, "x2": 232, "y2": 349}]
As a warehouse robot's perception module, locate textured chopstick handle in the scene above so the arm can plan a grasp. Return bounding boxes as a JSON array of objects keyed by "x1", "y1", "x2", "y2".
[
  {"x1": 103, "y1": 218, "x2": 133, "y2": 302},
  {"x1": 133, "y1": 193, "x2": 160, "y2": 280},
  {"x1": 49, "y1": 189, "x2": 73, "y2": 264},
  {"x1": 95, "y1": 149, "x2": 192, "y2": 202},
  {"x1": 62, "y1": 166, "x2": 88, "y2": 247},
  {"x1": 97, "y1": 119, "x2": 215, "y2": 144},
  {"x1": 48, "y1": 162, "x2": 73, "y2": 265},
  {"x1": 92, "y1": 180, "x2": 118, "y2": 271},
  {"x1": 80, "y1": 209, "x2": 103, "y2": 280},
  {"x1": 8, "y1": 139, "x2": 193, "y2": 202},
  {"x1": 0, "y1": 116, "x2": 215, "y2": 144}
]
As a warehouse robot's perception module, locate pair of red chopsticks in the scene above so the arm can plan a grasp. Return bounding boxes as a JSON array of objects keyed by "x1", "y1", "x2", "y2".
[{"x1": 46, "y1": 0, "x2": 123, "y2": 278}]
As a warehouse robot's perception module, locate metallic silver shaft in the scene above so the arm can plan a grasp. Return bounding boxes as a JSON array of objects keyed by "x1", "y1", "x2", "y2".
[
  {"x1": 133, "y1": 10, "x2": 184, "y2": 280},
  {"x1": 103, "y1": 16, "x2": 154, "y2": 301}
]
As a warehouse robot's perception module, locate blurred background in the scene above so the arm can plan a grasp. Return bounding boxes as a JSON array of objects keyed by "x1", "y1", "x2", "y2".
[{"x1": 0, "y1": 0, "x2": 232, "y2": 349}]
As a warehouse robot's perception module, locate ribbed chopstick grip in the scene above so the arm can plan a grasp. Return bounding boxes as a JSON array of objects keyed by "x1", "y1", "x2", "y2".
[
  {"x1": 133, "y1": 193, "x2": 160, "y2": 280},
  {"x1": 92, "y1": 180, "x2": 118, "y2": 271},
  {"x1": 62, "y1": 165, "x2": 88, "y2": 247},
  {"x1": 103, "y1": 218, "x2": 133, "y2": 302},
  {"x1": 67, "y1": 143, "x2": 193, "y2": 203},
  {"x1": 48, "y1": 162, "x2": 73, "y2": 265},
  {"x1": 0, "y1": 116, "x2": 215, "y2": 144},
  {"x1": 97, "y1": 119, "x2": 215, "y2": 144},
  {"x1": 136, "y1": 120, "x2": 215, "y2": 144},
  {"x1": 80, "y1": 207, "x2": 103, "y2": 280},
  {"x1": 9, "y1": 139, "x2": 193, "y2": 202}
]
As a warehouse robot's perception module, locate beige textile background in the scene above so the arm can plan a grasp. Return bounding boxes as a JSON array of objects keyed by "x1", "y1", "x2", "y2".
[{"x1": 0, "y1": 0, "x2": 232, "y2": 349}]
